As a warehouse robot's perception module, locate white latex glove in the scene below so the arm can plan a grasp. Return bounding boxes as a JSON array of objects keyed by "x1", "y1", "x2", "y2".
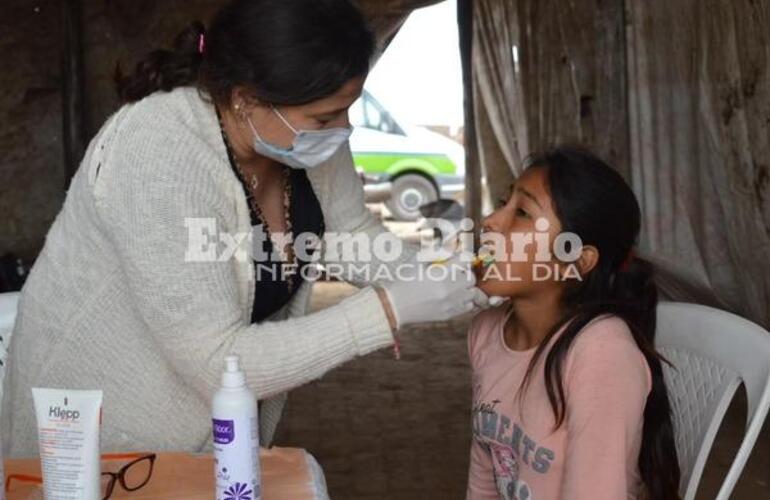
[
  {"x1": 380, "y1": 257, "x2": 480, "y2": 327},
  {"x1": 470, "y1": 288, "x2": 506, "y2": 309},
  {"x1": 448, "y1": 249, "x2": 506, "y2": 310}
]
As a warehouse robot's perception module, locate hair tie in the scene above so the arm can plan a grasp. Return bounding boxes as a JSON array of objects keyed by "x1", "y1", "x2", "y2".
[
  {"x1": 198, "y1": 33, "x2": 205, "y2": 54},
  {"x1": 619, "y1": 249, "x2": 635, "y2": 272}
]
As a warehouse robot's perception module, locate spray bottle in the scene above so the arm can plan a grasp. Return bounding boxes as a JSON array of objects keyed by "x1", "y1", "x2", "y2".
[{"x1": 212, "y1": 355, "x2": 261, "y2": 500}]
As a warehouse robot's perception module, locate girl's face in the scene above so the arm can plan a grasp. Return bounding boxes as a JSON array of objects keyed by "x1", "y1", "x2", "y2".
[{"x1": 477, "y1": 167, "x2": 567, "y2": 299}]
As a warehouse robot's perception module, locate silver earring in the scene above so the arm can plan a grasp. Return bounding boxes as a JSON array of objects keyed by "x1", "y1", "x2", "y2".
[{"x1": 234, "y1": 103, "x2": 249, "y2": 122}]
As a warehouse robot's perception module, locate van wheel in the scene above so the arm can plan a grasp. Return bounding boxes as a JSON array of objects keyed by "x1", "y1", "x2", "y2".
[{"x1": 386, "y1": 174, "x2": 439, "y2": 221}]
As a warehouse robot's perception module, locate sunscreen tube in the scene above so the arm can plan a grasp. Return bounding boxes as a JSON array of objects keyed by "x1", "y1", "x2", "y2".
[{"x1": 32, "y1": 388, "x2": 102, "y2": 500}]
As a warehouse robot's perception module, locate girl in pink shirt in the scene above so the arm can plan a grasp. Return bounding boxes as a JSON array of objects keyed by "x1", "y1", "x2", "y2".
[{"x1": 467, "y1": 146, "x2": 680, "y2": 500}]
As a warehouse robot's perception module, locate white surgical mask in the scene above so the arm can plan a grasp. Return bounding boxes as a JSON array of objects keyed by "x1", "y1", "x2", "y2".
[{"x1": 246, "y1": 106, "x2": 351, "y2": 170}]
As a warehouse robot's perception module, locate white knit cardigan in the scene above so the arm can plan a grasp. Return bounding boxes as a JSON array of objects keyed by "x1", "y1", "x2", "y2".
[{"x1": 2, "y1": 87, "x2": 415, "y2": 457}]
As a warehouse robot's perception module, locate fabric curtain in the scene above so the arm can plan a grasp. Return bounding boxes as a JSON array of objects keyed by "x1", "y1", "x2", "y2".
[
  {"x1": 468, "y1": 0, "x2": 769, "y2": 326},
  {"x1": 626, "y1": 0, "x2": 770, "y2": 327},
  {"x1": 470, "y1": 0, "x2": 629, "y2": 204},
  {"x1": 471, "y1": 0, "x2": 521, "y2": 205}
]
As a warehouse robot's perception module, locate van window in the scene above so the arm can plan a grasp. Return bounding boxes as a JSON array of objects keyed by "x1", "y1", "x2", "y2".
[
  {"x1": 349, "y1": 99, "x2": 366, "y2": 128},
  {"x1": 364, "y1": 95, "x2": 398, "y2": 134},
  {"x1": 351, "y1": 91, "x2": 405, "y2": 136}
]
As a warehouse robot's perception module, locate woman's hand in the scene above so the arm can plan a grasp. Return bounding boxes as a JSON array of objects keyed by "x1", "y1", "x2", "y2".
[{"x1": 377, "y1": 257, "x2": 486, "y2": 329}]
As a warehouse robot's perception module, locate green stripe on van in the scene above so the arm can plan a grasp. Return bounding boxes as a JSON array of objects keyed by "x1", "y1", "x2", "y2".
[{"x1": 352, "y1": 152, "x2": 456, "y2": 176}]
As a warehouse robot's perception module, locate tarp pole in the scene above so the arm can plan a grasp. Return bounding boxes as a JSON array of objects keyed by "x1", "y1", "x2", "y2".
[
  {"x1": 62, "y1": 0, "x2": 86, "y2": 189},
  {"x1": 457, "y1": 0, "x2": 481, "y2": 243}
]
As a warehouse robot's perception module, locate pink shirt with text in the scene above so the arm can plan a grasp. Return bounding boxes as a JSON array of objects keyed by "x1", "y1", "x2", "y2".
[{"x1": 466, "y1": 306, "x2": 652, "y2": 500}]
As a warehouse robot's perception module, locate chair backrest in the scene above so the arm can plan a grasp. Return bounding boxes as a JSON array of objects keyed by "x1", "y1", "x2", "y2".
[
  {"x1": 0, "y1": 292, "x2": 21, "y2": 402},
  {"x1": 656, "y1": 302, "x2": 770, "y2": 500}
]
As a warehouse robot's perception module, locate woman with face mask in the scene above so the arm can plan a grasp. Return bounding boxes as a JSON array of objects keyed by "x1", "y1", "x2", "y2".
[{"x1": 2, "y1": 0, "x2": 488, "y2": 455}]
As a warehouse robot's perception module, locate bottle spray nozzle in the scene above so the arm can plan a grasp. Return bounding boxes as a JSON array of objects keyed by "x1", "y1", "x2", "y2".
[
  {"x1": 221, "y1": 355, "x2": 246, "y2": 388},
  {"x1": 224, "y1": 355, "x2": 240, "y2": 373}
]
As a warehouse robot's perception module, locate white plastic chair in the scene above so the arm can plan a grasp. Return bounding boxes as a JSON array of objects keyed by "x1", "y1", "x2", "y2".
[
  {"x1": 656, "y1": 302, "x2": 770, "y2": 500},
  {"x1": 0, "y1": 292, "x2": 21, "y2": 399}
]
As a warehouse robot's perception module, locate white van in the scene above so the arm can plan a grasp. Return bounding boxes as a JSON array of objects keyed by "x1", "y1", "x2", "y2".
[{"x1": 349, "y1": 90, "x2": 465, "y2": 220}]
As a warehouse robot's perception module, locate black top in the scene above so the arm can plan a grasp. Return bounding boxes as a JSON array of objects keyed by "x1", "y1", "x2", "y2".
[{"x1": 243, "y1": 168, "x2": 324, "y2": 323}]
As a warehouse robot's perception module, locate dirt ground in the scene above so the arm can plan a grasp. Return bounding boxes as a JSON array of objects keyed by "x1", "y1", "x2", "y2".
[{"x1": 273, "y1": 281, "x2": 769, "y2": 500}]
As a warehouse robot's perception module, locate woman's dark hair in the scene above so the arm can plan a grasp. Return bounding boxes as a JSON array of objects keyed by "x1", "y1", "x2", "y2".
[
  {"x1": 520, "y1": 146, "x2": 681, "y2": 500},
  {"x1": 115, "y1": 0, "x2": 375, "y2": 105}
]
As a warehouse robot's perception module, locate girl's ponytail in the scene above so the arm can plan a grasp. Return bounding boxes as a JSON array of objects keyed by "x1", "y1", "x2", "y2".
[
  {"x1": 114, "y1": 21, "x2": 205, "y2": 103},
  {"x1": 612, "y1": 254, "x2": 657, "y2": 335},
  {"x1": 613, "y1": 255, "x2": 681, "y2": 500}
]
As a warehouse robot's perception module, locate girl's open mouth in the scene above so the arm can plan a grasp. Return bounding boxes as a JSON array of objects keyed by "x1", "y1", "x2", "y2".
[{"x1": 473, "y1": 241, "x2": 496, "y2": 269}]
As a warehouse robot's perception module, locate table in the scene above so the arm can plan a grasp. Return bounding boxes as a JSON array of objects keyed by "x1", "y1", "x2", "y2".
[{"x1": 5, "y1": 447, "x2": 329, "y2": 500}]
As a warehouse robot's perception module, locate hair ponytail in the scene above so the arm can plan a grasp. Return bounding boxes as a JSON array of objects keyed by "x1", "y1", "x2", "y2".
[
  {"x1": 614, "y1": 256, "x2": 680, "y2": 500},
  {"x1": 518, "y1": 147, "x2": 681, "y2": 500},
  {"x1": 114, "y1": 21, "x2": 205, "y2": 103},
  {"x1": 612, "y1": 255, "x2": 657, "y2": 333},
  {"x1": 113, "y1": 0, "x2": 374, "y2": 106}
]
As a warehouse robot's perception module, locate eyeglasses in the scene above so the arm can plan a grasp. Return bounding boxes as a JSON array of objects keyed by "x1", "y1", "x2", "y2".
[
  {"x1": 5, "y1": 452, "x2": 157, "y2": 499},
  {"x1": 100, "y1": 453, "x2": 157, "y2": 499}
]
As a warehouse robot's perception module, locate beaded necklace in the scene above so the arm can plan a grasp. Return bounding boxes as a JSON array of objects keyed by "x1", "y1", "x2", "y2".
[{"x1": 216, "y1": 106, "x2": 296, "y2": 292}]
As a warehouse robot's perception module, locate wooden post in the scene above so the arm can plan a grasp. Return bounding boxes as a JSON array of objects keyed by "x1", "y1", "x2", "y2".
[
  {"x1": 62, "y1": 0, "x2": 86, "y2": 189},
  {"x1": 596, "y1": 0, "x2": 630, "y2": 181},
  {"x1": 458, "y1": 0, "x2": 481, "y2": 242}
]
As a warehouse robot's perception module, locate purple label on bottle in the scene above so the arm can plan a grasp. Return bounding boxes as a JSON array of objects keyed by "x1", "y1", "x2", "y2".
[{"x1": 213, "y1": 419, "x2": 234, "y2": 444}]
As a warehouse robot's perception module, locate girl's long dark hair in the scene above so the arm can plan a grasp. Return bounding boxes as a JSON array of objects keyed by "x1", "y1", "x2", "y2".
[
  {"x1": 521, "y1": 146, "x2": 680, "y2": 500},
  {"x1": 114, "y1": 0, "x2": 374, "y2": 105}
]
